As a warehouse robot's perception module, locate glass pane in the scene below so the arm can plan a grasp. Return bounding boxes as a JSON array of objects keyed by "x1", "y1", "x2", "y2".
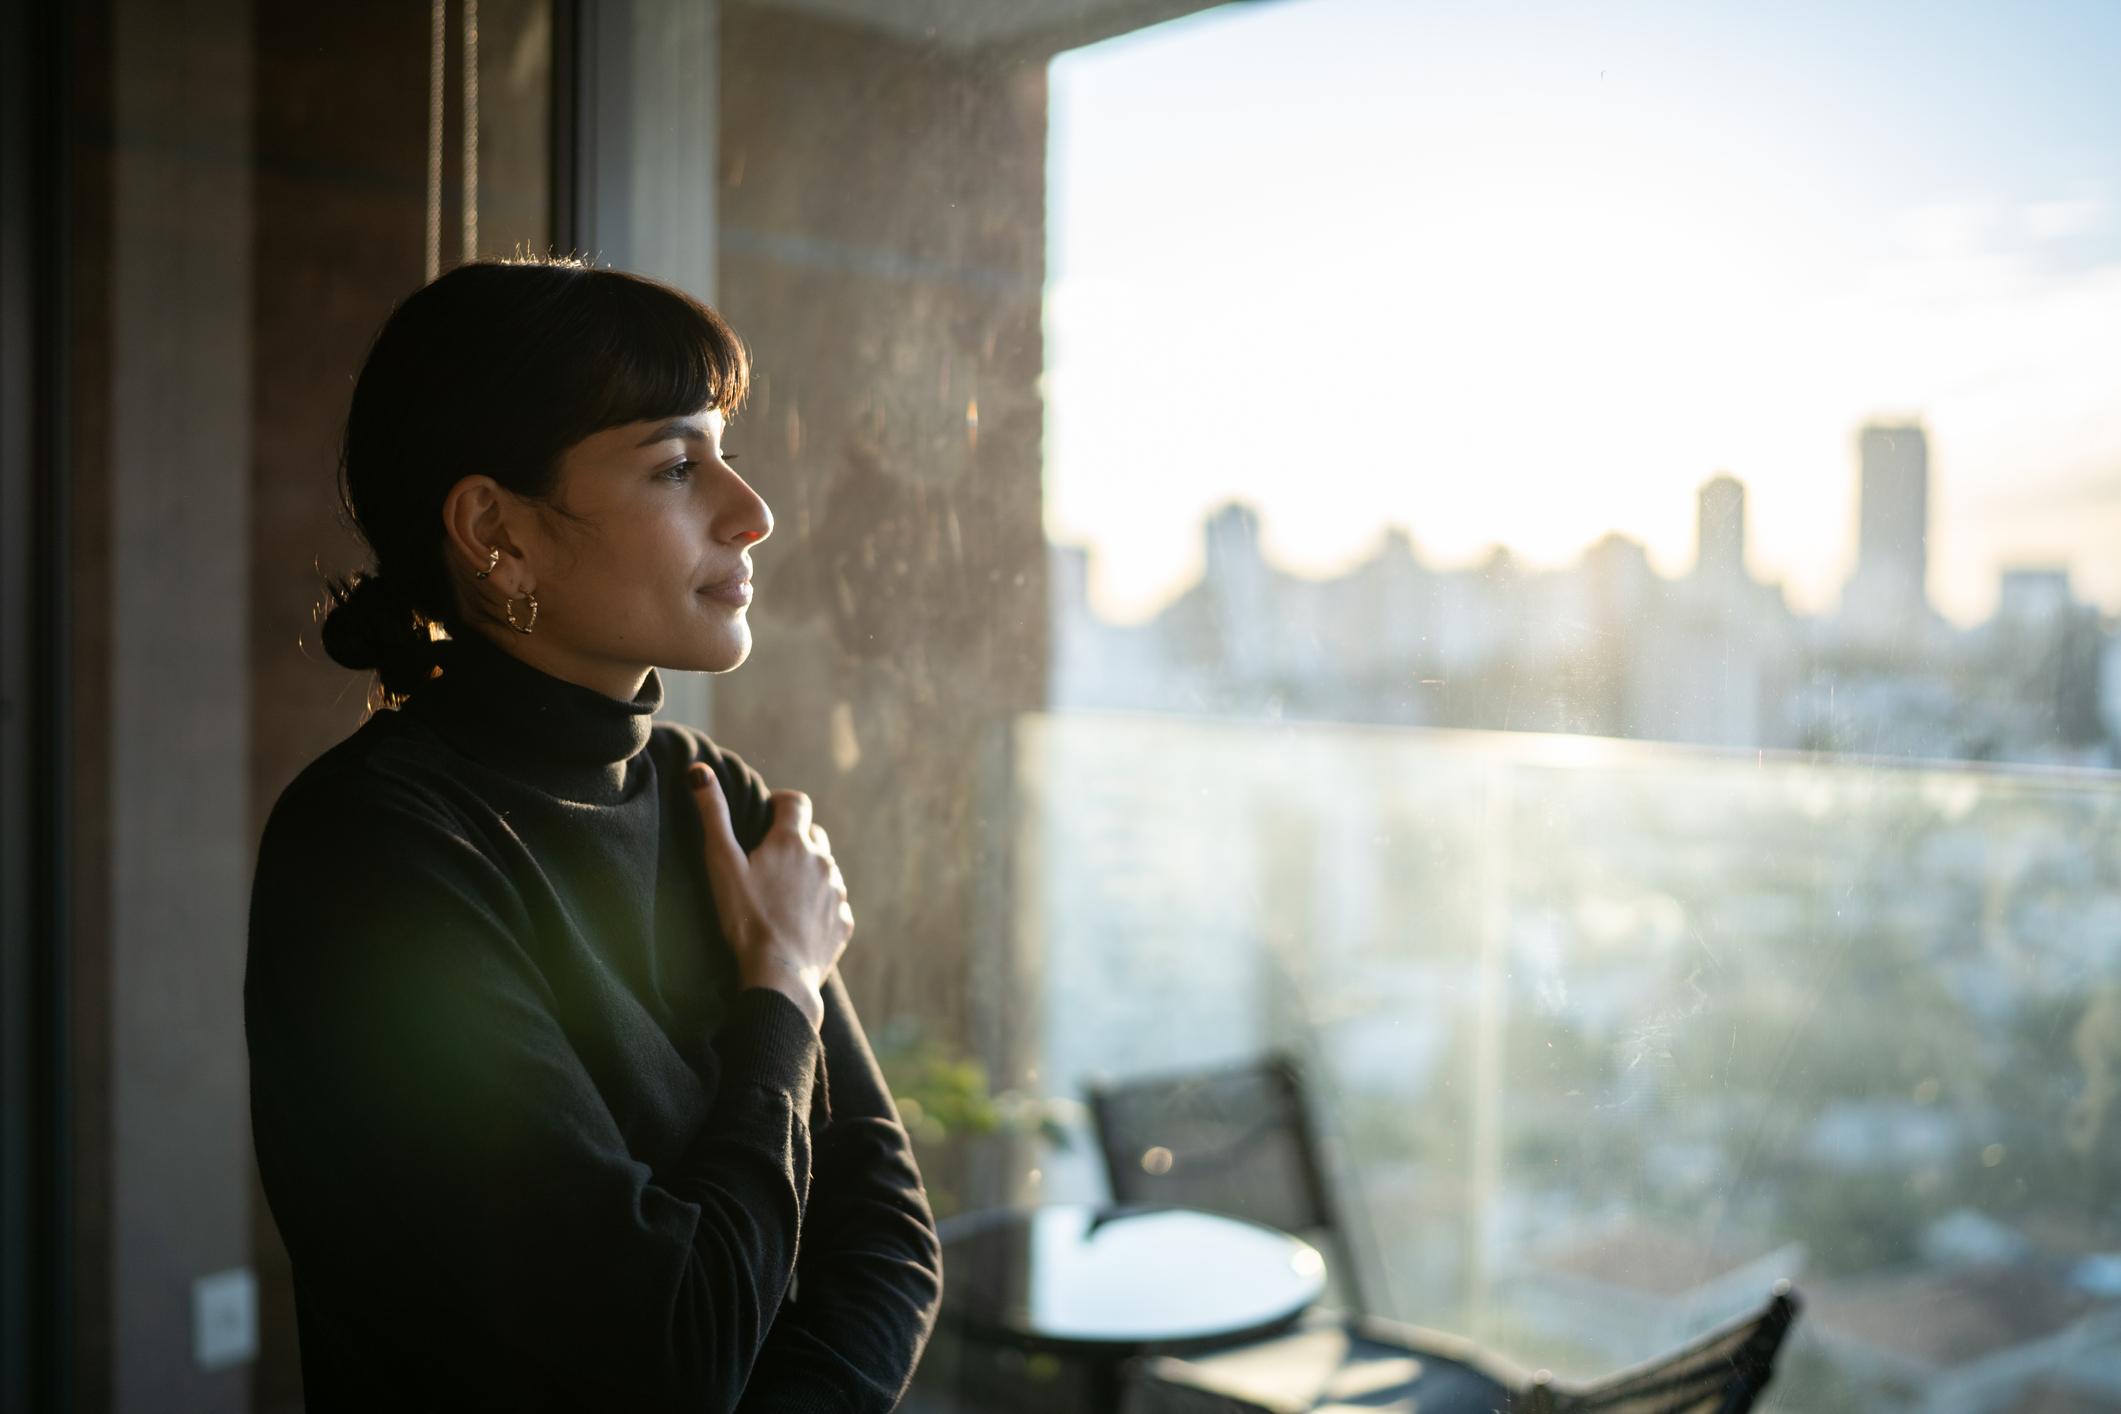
[{"x1": 470, "y1": 0, "x2": 553, "y2": 260}]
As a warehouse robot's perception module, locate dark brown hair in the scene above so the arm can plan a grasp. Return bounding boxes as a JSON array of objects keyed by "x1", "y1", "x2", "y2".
[{"x1": 317, "y1": 257, "x2": 750, "y2": 703}]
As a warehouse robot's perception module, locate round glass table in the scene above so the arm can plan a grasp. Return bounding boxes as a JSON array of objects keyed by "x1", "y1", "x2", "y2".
[{"x1": 938, "y1": 1203, "x2": 1328, "y2": 1356}]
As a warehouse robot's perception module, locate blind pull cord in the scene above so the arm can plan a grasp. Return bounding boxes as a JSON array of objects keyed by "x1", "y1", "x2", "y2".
[{"x1": 424, "y1": 0, "x2": 445, "y2": 281}]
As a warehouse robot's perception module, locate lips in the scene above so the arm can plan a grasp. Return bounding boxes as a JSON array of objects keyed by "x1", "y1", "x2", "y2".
[{"x1": 698, "y1": 570, "x2": 755, "y2": 606}]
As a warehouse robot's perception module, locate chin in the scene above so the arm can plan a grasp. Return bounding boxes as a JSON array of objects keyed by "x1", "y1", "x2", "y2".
[{"x1": 688, "y1": 625, "x2": 752, "y2": 674}]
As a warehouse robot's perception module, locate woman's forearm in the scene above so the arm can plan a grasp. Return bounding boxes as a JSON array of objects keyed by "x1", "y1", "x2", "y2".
[{"x1": 734, "y1": 972, "x2": 943, "y2": 1411}]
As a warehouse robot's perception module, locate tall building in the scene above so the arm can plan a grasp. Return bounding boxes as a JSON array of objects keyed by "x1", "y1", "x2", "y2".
[
  {"x1": 1996, "y1": 567, "x2": 2072, "y2": 625},
  {"x1": 1696, "y1": 474, "x2": 1747, "y2": 584},
  {"x1": 1845, "y1": 422, "x2": 1931, "y2": 623},
  {"x1": 1203, "y1": 500, "x2": 1265, "y2": 577},
  {"x1": 1172, "y1": 501, "x2": 1277, "y2": 682}
]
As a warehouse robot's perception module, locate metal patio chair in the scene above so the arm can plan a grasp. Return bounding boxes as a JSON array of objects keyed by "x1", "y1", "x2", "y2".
[{"x1": 1086, "y1": 1052, "x2": 1377, "y2": 1315}]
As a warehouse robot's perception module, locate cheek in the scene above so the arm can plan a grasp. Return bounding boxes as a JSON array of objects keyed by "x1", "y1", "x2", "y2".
[
  {"x1": 630, "y1": 513, "x2": 708, "y2": 590},
  {"x1": 552, "y1": 512, "x2": 697, "y2": 602},
  {"x1": 606, "y1": 508, "x2": 695, "y2": 563}
]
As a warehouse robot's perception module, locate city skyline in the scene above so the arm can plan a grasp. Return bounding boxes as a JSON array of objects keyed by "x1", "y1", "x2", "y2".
[
  {"x1": 1055, "y1": 420, "x2": 2077, "y2": 638},
  {"x1": 1045, "y1": 0, "x2": 2121, "y2": 629}
]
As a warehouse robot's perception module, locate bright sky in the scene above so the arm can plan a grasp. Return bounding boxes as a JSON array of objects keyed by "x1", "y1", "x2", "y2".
[{"x1": 1043, "y1": 0, "x2": 2121, "y2": 626}]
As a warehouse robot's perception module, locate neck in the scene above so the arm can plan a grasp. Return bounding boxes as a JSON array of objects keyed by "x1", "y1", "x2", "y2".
[
  {"x1": 465, "y1": 624, "x2": 652, "y2": 702},
  {"x1": 404, "y1": 624, "x2": 664, "y2": 805}
]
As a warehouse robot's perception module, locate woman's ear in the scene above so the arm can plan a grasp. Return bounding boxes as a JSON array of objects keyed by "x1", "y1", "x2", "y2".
[{"x1": 440, "y1": 475, "x2": 522, "y2": 586}]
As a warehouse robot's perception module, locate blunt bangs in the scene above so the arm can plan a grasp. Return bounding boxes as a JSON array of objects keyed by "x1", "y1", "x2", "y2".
[{"x1": 543, "y1": 261, "x2": 751, "y2": 437}]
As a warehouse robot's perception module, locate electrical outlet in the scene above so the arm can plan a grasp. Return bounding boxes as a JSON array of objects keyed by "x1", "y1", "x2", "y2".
[{"x1": 191, "y1": 1267, "x2": 257, "y2": 1371}]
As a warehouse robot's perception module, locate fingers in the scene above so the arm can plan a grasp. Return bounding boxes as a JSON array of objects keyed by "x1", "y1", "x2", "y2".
[
  {"x1": 686, "y1": 764, "x2": 748, "y2": 891},
  {"x1": 769, "y1": 788, "x2": 814, "y2": 842},
  {"x1": 825, "y1": 863, "x2": 847, "y2": 927}
]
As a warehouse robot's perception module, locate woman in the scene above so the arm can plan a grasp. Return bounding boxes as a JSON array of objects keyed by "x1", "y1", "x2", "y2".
[{"x1": 244, "y1": 257, "x2": 942, "y2": 1411}]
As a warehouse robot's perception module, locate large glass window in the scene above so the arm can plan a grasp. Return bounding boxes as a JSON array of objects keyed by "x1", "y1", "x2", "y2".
[{"x1": 1017, "y1": 3, "x2": 2121, "y2": 1408}]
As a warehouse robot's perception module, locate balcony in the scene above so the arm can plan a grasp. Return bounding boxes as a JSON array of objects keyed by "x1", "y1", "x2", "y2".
[{"x1": 935, "y1": 710, "x2": 2121, "y2": 1410}]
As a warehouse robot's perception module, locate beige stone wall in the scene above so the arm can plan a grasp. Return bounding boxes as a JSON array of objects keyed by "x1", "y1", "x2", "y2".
[{"x1": 714, "y1": 4, "x2": 1052, "y2": 1059}]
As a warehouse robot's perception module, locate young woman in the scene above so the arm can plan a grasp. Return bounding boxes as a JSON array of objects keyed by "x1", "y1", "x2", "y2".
[{"x1": 244, "y1": 258, "x2": 942, "y2": 1411}]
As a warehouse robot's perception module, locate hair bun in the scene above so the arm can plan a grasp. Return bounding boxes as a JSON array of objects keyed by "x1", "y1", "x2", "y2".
[{"x1": 318, "y1": 571, "x2": 439, "y2": 699}]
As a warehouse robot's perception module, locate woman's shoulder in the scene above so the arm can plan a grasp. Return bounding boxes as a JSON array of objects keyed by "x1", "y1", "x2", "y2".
[
  {"x1": 252, "y1": 710, "x2": 534, "y2": 938},
  {"x1": 247, "y1": 714, "x2": 536, "y2": 999},
  {"x1": 263, "y1": 706, "x2": 487, "y2": 841}
]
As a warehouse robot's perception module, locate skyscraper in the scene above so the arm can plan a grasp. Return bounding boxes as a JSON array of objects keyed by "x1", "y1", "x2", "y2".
[
  {"x1": 1847, "y1": 422, "x2": 1930, "y2": 621},
  {"x1": 1697, "y1": 473, "x2": 1747, "y2": 584}
]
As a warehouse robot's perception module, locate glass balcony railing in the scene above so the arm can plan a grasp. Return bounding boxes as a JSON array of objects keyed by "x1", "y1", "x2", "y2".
[{"x1": 989, "y1": 709, "x2": 2121, "y2": 1411}]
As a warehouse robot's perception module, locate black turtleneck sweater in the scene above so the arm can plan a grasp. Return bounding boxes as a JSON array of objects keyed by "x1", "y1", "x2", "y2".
[{"x1": 244, "y1": 629, "x2": 942, "y2": 1412}]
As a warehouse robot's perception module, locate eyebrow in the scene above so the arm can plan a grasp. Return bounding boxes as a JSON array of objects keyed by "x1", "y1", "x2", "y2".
[{"x1": 634, "y1": 418, "x2": 719, "y2": 448}]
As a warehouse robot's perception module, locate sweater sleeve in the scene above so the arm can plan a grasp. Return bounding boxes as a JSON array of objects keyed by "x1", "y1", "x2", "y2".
[
  {"x1": 245, "y1": 768, "x2": 822, "y2": 1413},
  {"x1": 689, "y1": 738, "x2": 945, "y2": 1410},
  {"x1": 734, "y1": 971, "x2": 945, "y2": 1412}
]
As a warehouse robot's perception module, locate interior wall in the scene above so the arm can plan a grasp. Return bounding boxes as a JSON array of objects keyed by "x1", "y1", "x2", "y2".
[
  {"x1": 713, "y1": 2, "x2": 1053, "y2": 1099},
  {"x1": 96, "y1": 0, "x2": 256, "y2": 1409}
]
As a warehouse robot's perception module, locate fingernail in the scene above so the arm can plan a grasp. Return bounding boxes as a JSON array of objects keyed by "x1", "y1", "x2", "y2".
[{"x1": 688, "y1": 764, "x2": 708, "y2": 788}]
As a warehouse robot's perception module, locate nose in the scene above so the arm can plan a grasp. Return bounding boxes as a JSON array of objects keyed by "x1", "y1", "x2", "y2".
[{"x1": 718, "y1": 466, "x2": 772, "y2": 547}]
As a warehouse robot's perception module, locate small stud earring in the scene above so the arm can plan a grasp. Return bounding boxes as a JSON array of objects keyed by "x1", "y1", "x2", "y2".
[{"x1": 474, "y1": 547, "x2": 500, "y2": 580}]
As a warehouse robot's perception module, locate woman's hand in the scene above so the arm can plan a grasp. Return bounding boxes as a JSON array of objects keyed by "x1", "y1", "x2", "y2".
[{"x1": 688, "y1": 763, "x2": 853, "y2": 1031}]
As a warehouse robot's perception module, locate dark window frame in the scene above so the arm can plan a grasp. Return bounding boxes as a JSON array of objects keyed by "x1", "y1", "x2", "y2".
[{"x1": 1, "y1": 0, "x2": 75, "y2": 1407}]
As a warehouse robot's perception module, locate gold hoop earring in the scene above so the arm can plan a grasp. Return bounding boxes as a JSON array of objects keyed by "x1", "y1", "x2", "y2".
[
  {"x1": 505, "y1": 591, "x2": 539, "y2": 634},
  {"x1": 474, "y1": 547, "x2": 500, "y2": 580}
]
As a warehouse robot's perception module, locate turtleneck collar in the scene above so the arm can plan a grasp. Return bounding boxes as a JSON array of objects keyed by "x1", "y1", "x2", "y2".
[{"x1": 403, "y1": 629, "x2": 663, "y2": 803}]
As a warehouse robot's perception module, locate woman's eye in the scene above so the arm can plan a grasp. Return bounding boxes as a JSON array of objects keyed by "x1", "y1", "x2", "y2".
[{"x1": 661, "y1": 459, "x2": 698, "y2": 482}]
